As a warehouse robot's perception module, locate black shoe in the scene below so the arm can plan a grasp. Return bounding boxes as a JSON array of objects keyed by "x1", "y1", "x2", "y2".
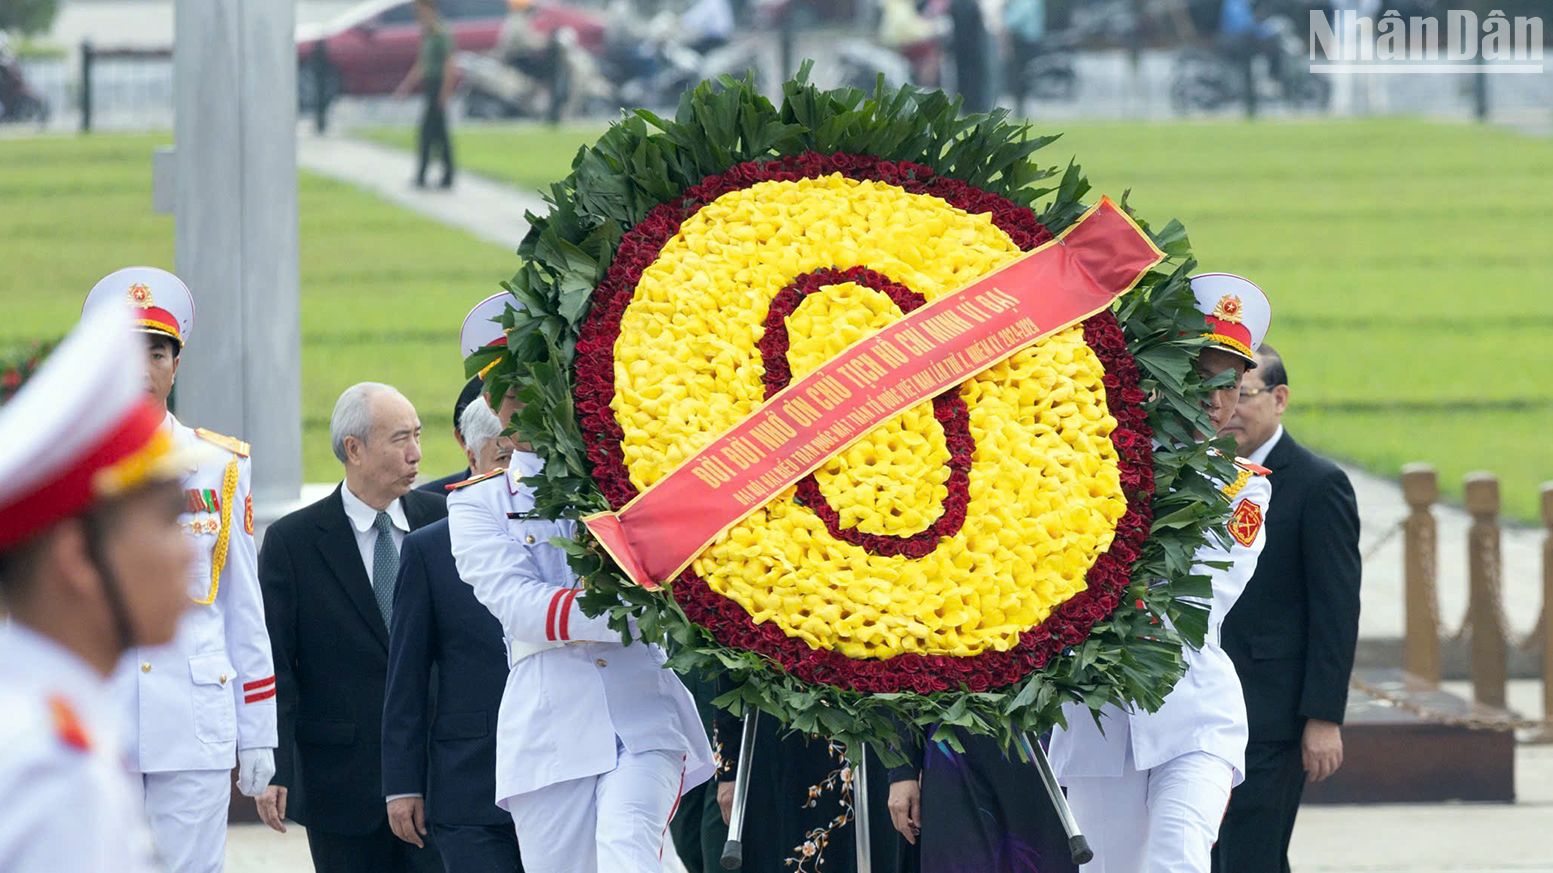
[
  {"x1": 438, "y1": 177, "x2": 454, "y2": 189},
  {"x1": 413, "y1": 178, "x2": 428, "y2": 189}
]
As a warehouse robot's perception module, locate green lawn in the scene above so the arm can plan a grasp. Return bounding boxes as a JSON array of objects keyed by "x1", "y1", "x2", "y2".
[
  {"x1": 362, "y1": 122, "x2": 606, "y2": 193},
  {"x1": 4, "y1": 124, "x2": 1548, "y2": 518},
  {"x1": 360, "y1": 118, "x2": 1553, "y2": 520},
  {"x1": 0, "y1": 134, "x2": 515, "y2": 482}
]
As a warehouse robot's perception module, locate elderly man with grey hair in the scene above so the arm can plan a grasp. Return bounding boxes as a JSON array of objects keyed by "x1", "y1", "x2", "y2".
[
  {"x1": 258, "y1": 381, "x2": 447, "y2": 873},
  {"x1": 382, "y1": 398, "x2": 523, "y2": 870}
]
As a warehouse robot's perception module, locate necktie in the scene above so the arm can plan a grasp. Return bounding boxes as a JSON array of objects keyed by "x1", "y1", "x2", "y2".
[{"x1": 371, "y1": 511, "x2": 399, "y2": 627}]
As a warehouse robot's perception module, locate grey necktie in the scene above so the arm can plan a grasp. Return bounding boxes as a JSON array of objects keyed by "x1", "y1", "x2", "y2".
[{"x1": 371, "y1": 511, "x2": 399, "y2": 626}]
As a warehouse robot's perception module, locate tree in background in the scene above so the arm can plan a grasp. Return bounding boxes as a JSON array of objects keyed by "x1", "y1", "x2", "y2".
[{"x1": 0, "y1": 0, "x2": 58, "y2": 37}]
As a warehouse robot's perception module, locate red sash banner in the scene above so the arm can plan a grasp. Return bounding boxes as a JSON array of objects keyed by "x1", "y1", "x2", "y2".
[{"x1": 584, "y1": 197, "x2": 1166, "y2": 589}]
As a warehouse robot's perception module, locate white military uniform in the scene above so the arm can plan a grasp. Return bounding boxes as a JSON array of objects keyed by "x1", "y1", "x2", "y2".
[
  {"x1": 1050, "y1": 267, "x2": 1278, "y2": 873},
  {"x1": 84, "y1": 266, "x2": 277, "y2": 873},
  {"x1": 1049, "y1": 265, "x2": 1279, "y2": 869},
  {"x1": 1050, "y1": 469, "x2": 1270, "y2": 873},
  {"x1": 448, "y1": 451, "x2": 715, "y2": 873},
  {"x1": 0, "y1": 625, "x2": 162, "y2": 873},
  {"x1": 115, "y1": 415, "x2": 276, "y2": 873}
]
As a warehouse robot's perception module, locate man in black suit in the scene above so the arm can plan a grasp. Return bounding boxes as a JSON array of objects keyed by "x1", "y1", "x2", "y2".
[
  {"x1": 255, "y1": 382, "x2": 447, "y2": 873},
  {"x1": 417, "y1": 376, "x2": 483, "y2": 495},
  {"x1": 383, "y1": 399, "x2": 523, "y2": 871},
  {"x1": 1213, "y1": 346, "x2": 1361, "y2": 873}
]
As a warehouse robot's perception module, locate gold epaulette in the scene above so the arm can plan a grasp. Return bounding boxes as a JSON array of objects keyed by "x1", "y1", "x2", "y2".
[
  {"x1": 1221, "y1": 458, "x2": 1270, "y2": 500},
  {"x1": 195, "y1": 427, "x2": 250, "y2": 458},
  {"x1": 447, "y1": 468, "x2": 506, "y2": 491},
  {"x1": 1234, "y1": 457, "x2": 1271, "y2": 476},
  {"x1": 1221, "y1": 469, "x2": 1253, "y2": 500}
]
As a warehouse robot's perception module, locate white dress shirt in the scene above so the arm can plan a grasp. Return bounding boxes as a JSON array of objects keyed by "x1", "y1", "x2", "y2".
[
  {"x1": 339, "y1": 482, "x2": 410, "y2": 583},
  {"x1": 1247, "y1": 424, "x2": 1284, "y2": 467}
]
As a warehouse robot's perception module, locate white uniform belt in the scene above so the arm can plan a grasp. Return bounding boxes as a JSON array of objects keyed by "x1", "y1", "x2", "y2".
[{"x1": 506, "y1": 638, "x2": 567, "y2": 668}]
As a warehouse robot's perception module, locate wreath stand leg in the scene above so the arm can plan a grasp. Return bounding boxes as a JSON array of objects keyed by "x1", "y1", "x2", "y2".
[
  {"x1": 720, "y1": 712, "x2": 759, "y2": 870},
  {"x1": 1020, "y1": 732, "x2": 1094, "y2": 866},
  {"x1": 851, "y1": 747, "x2": 873, "y2": 873}
]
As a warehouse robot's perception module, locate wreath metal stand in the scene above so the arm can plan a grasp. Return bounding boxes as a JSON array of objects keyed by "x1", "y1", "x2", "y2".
[{"x1": 720, "y1": 713, "x2": 1094, "y2": 871}]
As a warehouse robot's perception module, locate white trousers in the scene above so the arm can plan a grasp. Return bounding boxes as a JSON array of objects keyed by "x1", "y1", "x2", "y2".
[
  {"x1": 507, "y1": 746, "x2": 686, "y2": 873},
  {"x1": 139, "y1": 769, "x2": 231, "y2": 873},
  {"x1": 1064, "y1": 749, "x2": 1234, "y2": 873}
]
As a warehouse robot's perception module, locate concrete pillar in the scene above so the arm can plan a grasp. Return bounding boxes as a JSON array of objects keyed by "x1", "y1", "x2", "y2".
[
  {"x1": 1465, "y1": 472, "x2": 1507, "y2": 709},
  {"x1": 172, "y1": 0, "x2": 301, "y2": 518},
  {"x1": 1402, "y1": 464, "x2": 1441, "y2": 684}
]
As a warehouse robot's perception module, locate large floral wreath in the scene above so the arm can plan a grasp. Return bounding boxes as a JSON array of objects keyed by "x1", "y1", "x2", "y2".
[{"x1": 474, "y1": 71, "x2": 1240, "y2": 758}]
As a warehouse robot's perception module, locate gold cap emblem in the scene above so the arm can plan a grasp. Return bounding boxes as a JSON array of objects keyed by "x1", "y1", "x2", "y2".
[
  {"x1": 127, "y1": 283, "x2": 155, "y2": 309},
  {"x1": 1211, "y1": 294, "x2": 1243, "y2": 323}
]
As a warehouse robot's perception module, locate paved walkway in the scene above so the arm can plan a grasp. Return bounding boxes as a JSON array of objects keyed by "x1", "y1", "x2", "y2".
[
  {"x1": 226, "y1": 744, "x2": 1553, "y2": 872},
  {"x1": 296, "y1": 131, "x2": 547, "y2": 251}
]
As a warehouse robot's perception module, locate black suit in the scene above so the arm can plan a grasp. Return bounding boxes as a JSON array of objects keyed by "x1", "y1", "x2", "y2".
[
  {"x1": 383, "y1": 518, "x2": 522, "y2": 872},
  {"x1": 260, "y1": 486, "x2": 447, "y2": 873},
  {"x1": 1213, "y1": 432, "x2": 1361, "y2": 873}
]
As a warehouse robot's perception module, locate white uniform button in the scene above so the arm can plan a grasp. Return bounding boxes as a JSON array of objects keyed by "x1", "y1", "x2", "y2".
[
  {"x1": 595, "y1": 658, "x2": 608, "y2": 668},
  {"x1": 524, "y1": 535, "x2": 536, "y2": 544},
  {"x1": 219, "y1": 674, "x2": 228, "y2": 685},
  {"x1": 140, "y1": 662, "x2": 152, "y2": 673}
]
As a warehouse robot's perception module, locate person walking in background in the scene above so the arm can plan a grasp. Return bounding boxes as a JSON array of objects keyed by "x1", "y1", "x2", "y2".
[
  {"x1": 395, "y1": 0, "x2": 457, "y2": 189},
  {"x1": 948, "y1": 0, "x2": 990, "y2": 111},
  {"x1": 384, "y1": 399, "x2": 522, "y2": 872},
  {"x1": 1213, "y1": 345, "x2": 1361, "y2": 873},
  {"x1": 84, "y1": 267, "x2": 277, "y2": 873},
  {"x1": 1003, "y1": 0, "x2": 1046, "y2": 112},
  {"x1": 0, "y1": 307, "x2": 197, "y2": 873},
  {"x1": 256, "y1": 382, "x2": 447, "y2": 873}
]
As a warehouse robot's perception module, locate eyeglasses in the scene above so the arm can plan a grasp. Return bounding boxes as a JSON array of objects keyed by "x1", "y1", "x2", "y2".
[{"x1": 1238, "y1": 386, "x2": 1276, "y2": 400}]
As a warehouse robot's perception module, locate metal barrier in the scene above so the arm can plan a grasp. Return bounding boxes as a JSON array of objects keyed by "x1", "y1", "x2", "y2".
[{"x1": 78, "y1": 41, "x2": 174, "y2": 133}]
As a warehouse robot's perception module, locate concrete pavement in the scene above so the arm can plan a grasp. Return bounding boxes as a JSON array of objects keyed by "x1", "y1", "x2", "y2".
[
  {"x1": 296, "y1": 132, "x2": 547, "y2": 252},
  {"x1": 225, "y1": 744, "x2": 1553, "y2": 872}
]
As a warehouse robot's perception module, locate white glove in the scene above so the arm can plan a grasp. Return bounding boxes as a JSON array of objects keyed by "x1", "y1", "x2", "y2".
[{"x1": 236, "y1": 748, "x2": 277, "y2": 797}]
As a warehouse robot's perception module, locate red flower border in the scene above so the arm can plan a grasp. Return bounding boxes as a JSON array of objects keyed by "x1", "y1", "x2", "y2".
[
  {"x1": 573, "y1": 152, "x2": 1155, "y2": 694},
  {"x1": 762, "y1": 266, "x2": 971, "y2": 558}
]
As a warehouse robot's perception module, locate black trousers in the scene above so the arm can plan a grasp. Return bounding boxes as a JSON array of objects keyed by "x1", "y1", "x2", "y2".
[
  {"x1": 430, "y1": 822, "x2": 523, "y2": 873},
  {"x1": 1212, "y1": 739, "x2": 1305, "y2": 873},
  {"x1": 417, "y1": 91, "x2": 454, "y2": 187},
  {"x1": 667, "y1": 780, "x2": 729, "y2": 873},
  {"x1": 306, "y1": 820, "x2": 444, "y2": 873}
]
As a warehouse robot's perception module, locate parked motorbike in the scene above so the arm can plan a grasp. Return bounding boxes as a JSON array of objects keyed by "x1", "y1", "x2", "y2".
[
  {"x1": 456, "y1": 27, "x2": 608, "y2": 121},
  {"x1": 836, "y1": 39, "x2": 914, "y2": 91},
  {"x1": 1170, "y1": 15, "x2": 1330, "y2": 114},
  {"x1": 0, "y1": 41, "x2": 49, "y2": 125},
  {"x1": 599, "y1": 10, "x2": 763, "y2": 109}
]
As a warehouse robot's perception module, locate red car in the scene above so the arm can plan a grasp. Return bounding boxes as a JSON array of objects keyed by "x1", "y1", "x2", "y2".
[{"x1": 296, "y1": 0, "x2": 606, "y2": 105}]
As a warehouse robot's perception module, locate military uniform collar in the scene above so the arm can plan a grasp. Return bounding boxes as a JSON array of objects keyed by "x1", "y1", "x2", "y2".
[
  {"x1": 0, "y1": 623, "x2": 106, "y2": 693},
  {"x1": 507, "y1": 451, "x2": 542, "y2": 494}
]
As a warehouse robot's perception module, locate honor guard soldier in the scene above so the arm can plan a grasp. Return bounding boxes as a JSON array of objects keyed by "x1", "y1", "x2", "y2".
[
  {"x1": 446, "y1": 297, "x2": 715, "y2": 873},
  {"x1": 1050, "y1": 273, "x2": 1275, "y2": 873},
  {"x1": 83, "y1": 267, "x2": 278, "y2": 872},
  {"x1": 0, "y1": 306, "x2": 203, "y2": 872}
]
